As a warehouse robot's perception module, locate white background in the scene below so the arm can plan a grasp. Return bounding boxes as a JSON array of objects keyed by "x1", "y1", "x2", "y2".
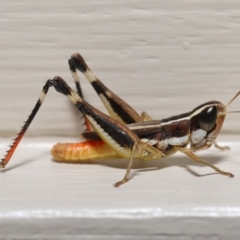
[{"x1": 0, "y1": 1, "x2": 240, "y2": 239}]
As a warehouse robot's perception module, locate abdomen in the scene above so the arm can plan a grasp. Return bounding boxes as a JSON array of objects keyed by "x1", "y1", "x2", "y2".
[{"x1": 51, "y1": 140, "x2": 120, "y2": 162}]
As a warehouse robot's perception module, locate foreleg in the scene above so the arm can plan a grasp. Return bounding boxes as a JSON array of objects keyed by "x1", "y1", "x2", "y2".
[{"x1": 178, "y1": 147, "x2": 234, "y2": 177}]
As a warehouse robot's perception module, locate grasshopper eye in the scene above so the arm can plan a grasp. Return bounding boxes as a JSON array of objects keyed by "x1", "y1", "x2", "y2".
[{"x1": 199, "y1": 106, "x2": 217, "y2": 132}]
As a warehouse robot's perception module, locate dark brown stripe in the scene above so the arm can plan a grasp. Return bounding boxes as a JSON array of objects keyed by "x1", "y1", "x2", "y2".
[
  {"x1": 76, "y1": 101, "x2": 135, "y2": 149},
  {"x1": 161, "y1": 112, "x2": 190, "y2": 123},
  {"x1": 191, "y1": 101, "x2": 221, "y2": 114},
  {"x1": 160, "y1": 101, "x2": 220, "y2": 124},
  {"x1": 91, "y1": 80, "x2": 138, "y2": 124},
  {"x1": 82, "y1": 118, "x2": 189, "y2": 144},
  {"x1": 160, "y1": 119, "x2": 189, "y2": 139}
]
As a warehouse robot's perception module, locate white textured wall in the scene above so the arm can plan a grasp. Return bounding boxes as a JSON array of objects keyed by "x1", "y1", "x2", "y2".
[{"x1": 0, "y1": 1, "x2": 240, "y2": 138}]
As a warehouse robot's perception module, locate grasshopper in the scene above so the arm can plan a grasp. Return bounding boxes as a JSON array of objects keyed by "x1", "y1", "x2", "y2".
[{"x1": 1, "y1": 53, "x2": 239, "y2": 187}]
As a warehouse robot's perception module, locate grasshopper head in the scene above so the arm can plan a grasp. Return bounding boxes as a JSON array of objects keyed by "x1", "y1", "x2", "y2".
[
  {"x1": 189, "y1": 101, "x2": 226, "y2": 151},
  {"x1": 190, "y1": 91, "x2": 240, "y2": 151}
]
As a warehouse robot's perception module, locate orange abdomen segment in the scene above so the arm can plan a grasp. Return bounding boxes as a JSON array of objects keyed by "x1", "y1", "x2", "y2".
[{"x1": 51, "y1": 140, "x2": 120, "y2": 162}]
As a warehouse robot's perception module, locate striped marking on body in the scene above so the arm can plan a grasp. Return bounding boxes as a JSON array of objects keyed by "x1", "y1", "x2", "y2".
[
  {"x1": 86, "y1": 115, "x2": 133, "y2": 159},
  {"x1": 129, "y1": 103, "x2": 220, "y2": 131},
  {"x1": 99, "y1": 93, "x2": 126, "y2": 124}
]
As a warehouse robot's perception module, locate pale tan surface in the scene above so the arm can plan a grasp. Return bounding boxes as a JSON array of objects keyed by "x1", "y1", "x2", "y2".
[
  {"x1": 0, "y1": 1, "x2": 240, "y2": 239},
  {"x1": 0, "y1": 136, "x2": 240, "y2": 239}
]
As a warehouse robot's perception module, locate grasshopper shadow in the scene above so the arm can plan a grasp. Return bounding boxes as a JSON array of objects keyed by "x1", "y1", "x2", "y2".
[
  {"x1": 1, "y1": 151, "x2": 50, "y2": 173},
  {"x1": 7, "y1": 149, "x2": 228, "y2": 179},
  {"x1": 56, "y1": 152, "x2": 229, "y2": 178},
  {"x1": 129, "y1": 155, "x2": 226, "y2": 179}
]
